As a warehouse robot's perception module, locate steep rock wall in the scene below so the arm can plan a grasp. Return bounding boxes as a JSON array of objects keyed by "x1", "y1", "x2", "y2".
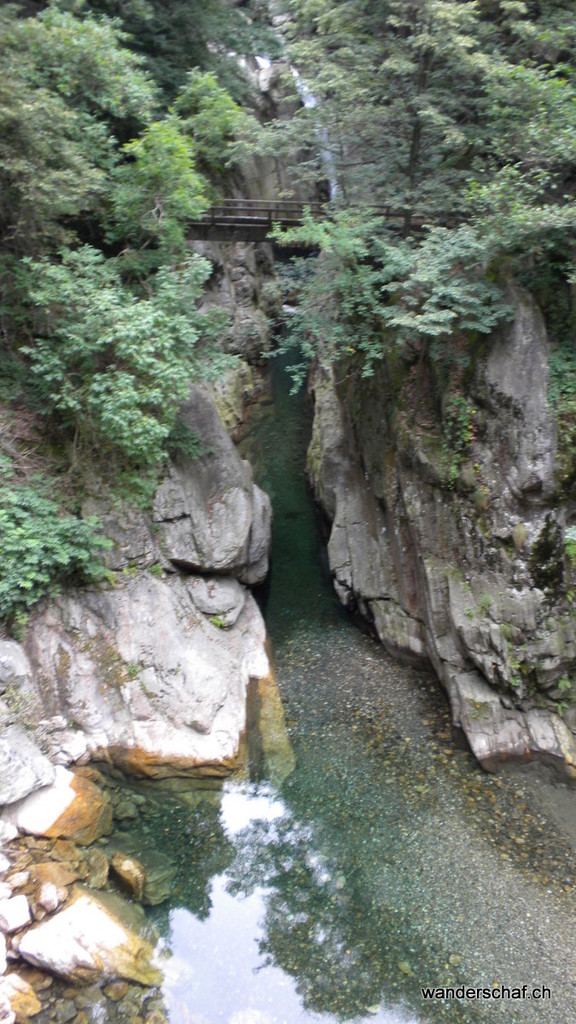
[
  {"x1": 0, "y1": 385, "x2": 273, "y2": 792},
  {"x1": 308, "y1": 285, "x2": 576, "y2": 776}
]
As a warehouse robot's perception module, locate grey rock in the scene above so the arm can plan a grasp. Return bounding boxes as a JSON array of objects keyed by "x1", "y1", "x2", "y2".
[
  {"x1": 307, "y1": 288, "x2": 576, "y2": 776},
  {"x1": 154, "y1": 386, "x2": 271, "y2": 583},
  {"x1": 447, "y1": 670, "x2": 576, "y2": 773},
  {"x1": 81, "y1": 498, "x2": 158, "y2": 571},
  {"x1": 483, "y1": 284, "x2": 556, "y2": 500},
  {"x1": 0, "y1": 895, "x2": 31, "y2": 934},
  {"x1": 0, "y1": 726, "x2": 55, "y2": 807},
  {"x1": 187, "y1": 575, "x2": 247, "y2": 626},
  {"x1": 0, "y1": 644, "x2": 31, "y2": 697},
  {"x1": 22, "y1": 572, "x2": 270, "y2": 776}
]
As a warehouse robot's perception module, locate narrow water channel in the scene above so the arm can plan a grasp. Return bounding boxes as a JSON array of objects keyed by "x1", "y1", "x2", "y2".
[{"x1": 103, "y1": 363, "x2": 576, "y2": 1023}]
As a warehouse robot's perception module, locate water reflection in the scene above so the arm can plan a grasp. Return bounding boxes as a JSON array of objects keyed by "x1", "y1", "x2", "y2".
[
  {"x1": 138, "y1": 358, "x2": 576, "y2": 1024},
  {"x1": 159, "y1": 783, "x2": 425, "y2": 1024}
]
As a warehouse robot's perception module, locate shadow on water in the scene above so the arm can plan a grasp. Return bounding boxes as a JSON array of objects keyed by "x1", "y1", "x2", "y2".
[
  {"x1": 98, "y1": 358, "x2": 576, "y2": 1024},
  {"x1": 240, "y1": 356, "x2": 347, "y2": 646}
]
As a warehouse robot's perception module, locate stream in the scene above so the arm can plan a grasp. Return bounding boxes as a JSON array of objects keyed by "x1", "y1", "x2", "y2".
[{"x1": 96, "y1": 362, "x2": 576, "y2": 1023}]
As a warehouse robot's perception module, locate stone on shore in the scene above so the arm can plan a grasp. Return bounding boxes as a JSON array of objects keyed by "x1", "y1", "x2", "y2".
[
  {"x1": 1, "y1": 974, "x2": 41, "y2": 1021},
  {"x1": 0, "y1": 728, "x2": 55, "y2": 809},
  {"x1": 16, "y1": 888, "x2": 161, "y2": 987},
  {"x1": 1, "y1": 768, "x2": 112, "y2": 847},
  {"x1": 0, "y1": 897, "x2": 31, "y2": 935}
]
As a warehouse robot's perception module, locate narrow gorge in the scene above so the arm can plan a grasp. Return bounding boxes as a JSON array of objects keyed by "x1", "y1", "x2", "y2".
[{"x1": 1, "y1": 2, "x2": 576, "y2": 1023}]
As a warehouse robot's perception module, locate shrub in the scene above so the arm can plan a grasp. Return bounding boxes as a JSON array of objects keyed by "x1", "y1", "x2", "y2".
[{"x1": 0, "y1": 482, "x2": 109, "y2": 622}]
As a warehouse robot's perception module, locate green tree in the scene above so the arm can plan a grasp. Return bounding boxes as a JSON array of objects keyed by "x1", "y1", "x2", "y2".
[
  {"x1": 0, "y1": 3, "x2": 155, "y2": 258},
  {"x1": 0, "y1": 477, "x2": 109, "y2": 622},
  {"x1": 23, "y1": 246, "x2": 229, "y2": 466},
  {"x1": 109, "y1": 116, "x2": 209, "y2": 262},
  {"x1": 74, "y1": 0, "x2": 280, "y2": 102},
  {"x1": 265, "y1": 0, "x2": 576, "y2": 381}
]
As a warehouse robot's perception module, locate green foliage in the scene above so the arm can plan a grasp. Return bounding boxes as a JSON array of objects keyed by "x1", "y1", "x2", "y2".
[
  {"x1": 21, "y1": 5, "x2": 155, "y2": 123},
  {"x1": 565, "y1": 526, "x2": 576, "y2": 564},
  {"x1": 175, "y1": 70, "x2": 257, "y2": 180},
  {"x1": 75, "y1": 0, "x2": 278, "y2": 102},
  {"x1": 443, "y1": 395, "x2": 477, "y2": 458},
  {"x1": 166, "y1": 419, "x2": 209, "y2": 461},
  {"x1": 209, "y1": 614, "x2": 228, "y2": 629},
  {"x1": 23, "y1": 246, "x2": 230, "y2": 466},
  {"x1": 0, "y1": 477, "x2": 109, "y2": 621},
  {"x1": 264, "y1": 0, "x2": 576, "y2": 387},
  {"x1": 109, "y1": 116, "x2": 209, "y2": 259},
  {"x1": 276, "y1": 215, "x2": 511, "y2": 386},
  {"x1": 0, "y1": 2, "x2": 156, "y2": 258},
  {"x1": 556, "y1": 674, "x2": 574, "y2": 717},
  {"x1": 466, "y1": 60, "x2": 576, "y2": 258}
]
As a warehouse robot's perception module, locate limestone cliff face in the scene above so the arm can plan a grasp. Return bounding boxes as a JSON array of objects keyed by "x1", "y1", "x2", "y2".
[{"x1": 307, "y1": 284, "x2": 576, "y2": 776}]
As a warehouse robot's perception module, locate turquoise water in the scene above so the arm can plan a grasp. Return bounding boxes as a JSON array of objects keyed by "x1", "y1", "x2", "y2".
[{"x1": 108, "y1": 363, "x2": 576, "y2": 1024}]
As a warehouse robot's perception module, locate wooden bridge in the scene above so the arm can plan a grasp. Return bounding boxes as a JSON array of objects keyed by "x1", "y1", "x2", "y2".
[
  {"x1": 188, "y1": 198, "x2": 432, "y2": 242},
  {"x1": 189, "y1": 198, "x2": 325, "y2": 242}
]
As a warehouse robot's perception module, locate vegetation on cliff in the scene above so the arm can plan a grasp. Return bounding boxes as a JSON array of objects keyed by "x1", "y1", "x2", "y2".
[
  {"x1": 2, "y1": 0, "x2": 576, "y2": 622},
  {"x1": 0, "y1": 0, "x2": 265, "y2": 623},
  {"x1": 269, "y1": 1, "x2": 576, "y2": 452}
]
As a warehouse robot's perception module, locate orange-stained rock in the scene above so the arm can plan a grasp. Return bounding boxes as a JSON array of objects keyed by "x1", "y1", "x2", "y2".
[
  {"x1": 246, "y1": 662, "x2": 296, "y2": 786},
  {"x1": 32, "y1": 862, "x2": 79, "y2": 888},
  {"x1": 45, "y1": 773, "x2": 112, "y2": 846},
  {"x1": 51, "y1": 840, "x2": 82, "y2": 865},
  {"x1": 71, "y1": 766, "x2": 107, "y2": 786},
  {"x1": 105, "y1": 745, "x2": 241, "y2": 779},
  {"x1": 3, "y1": 973, "x2": 42, "y2": 1021},
  {"x1": 85, "y1": 849, "x2": 109, "y2": 890},
  {"x1": 2, "y1": 769, "x2": 112, "y2": 848}
]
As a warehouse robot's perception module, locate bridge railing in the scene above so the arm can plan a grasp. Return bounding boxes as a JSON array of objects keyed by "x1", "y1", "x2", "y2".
[
  {"x1": 190, "y1": 199, "x2": 452, "y2": 239},
  {"x1": 197, "y1": 198, "x2": 325, "y2": 226}
]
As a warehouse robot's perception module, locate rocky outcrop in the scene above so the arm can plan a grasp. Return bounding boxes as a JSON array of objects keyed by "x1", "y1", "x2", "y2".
[
  {"x1": 84, "y1": 384, "x2": 272, "y2": 584},
  {"x1": 17, "y1": 569, "x2": 269, "y2": 779},
  {"x1": 308, "y1": 284, "x2": 576, "y2": 776},
  {"x1": 0, "y1": 385, "x2": 272, "y2": 786},
  {"x1": 15, "y1": 887, "x2": 161, "y2": 986},
  {"x1": 0, "y1": 727, "x2": 55, "y2": 808},
  {"x1": 196, "y1": 240, "x2": 281, "y2": 368},
  {"x1": 154, "y1": 387, "x2": 271, "y2": 585}
]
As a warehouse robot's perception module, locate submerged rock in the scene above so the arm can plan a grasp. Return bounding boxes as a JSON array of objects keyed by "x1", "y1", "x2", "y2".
[{"x1": 110, "y1": 853, "x2": 146, "y2": 902}]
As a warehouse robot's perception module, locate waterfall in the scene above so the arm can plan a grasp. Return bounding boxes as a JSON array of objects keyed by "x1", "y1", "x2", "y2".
[
  {"x1": 255, "y1": 56, "x2": 338, "y2": 201},
  {"x1": 290, "y1": 66, "x2": 339, "y2": 201}
]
